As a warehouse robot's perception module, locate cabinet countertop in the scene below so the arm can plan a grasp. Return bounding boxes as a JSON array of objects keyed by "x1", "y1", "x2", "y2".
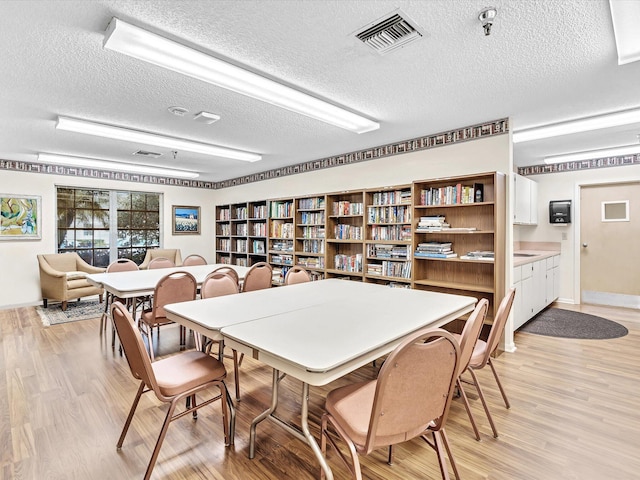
[{"x1": 513, "y1": 250, "x2": 560, "y2": 267}]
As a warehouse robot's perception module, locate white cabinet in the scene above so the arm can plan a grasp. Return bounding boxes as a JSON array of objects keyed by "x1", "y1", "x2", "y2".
[
  {"x1": 513, "y1": 254, "x2": 560, "y2": 330},
  {"x1": 514, "y1": 174, "x2": 538, "y2": 225}
]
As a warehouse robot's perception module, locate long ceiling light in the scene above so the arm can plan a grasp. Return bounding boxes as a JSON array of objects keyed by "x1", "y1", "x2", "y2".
[
  {"x1": 38, "y1": 153, "x2": 200, "y2": 178},
  {"x1": 103, "y1": 17, "x2": 380, "y2": 134},
  {"x1": 544, "y1": 144, "x2": 640, "y2": 164},
  {"x1": 512, "y1": 107, "x2": 640, "y2": 143},
  {"x1": 56, "y1": 116, "x2": 261, "y2": 162},
  {"x1": 609, "y1": 0, "x2": 640, "y2": 65}
]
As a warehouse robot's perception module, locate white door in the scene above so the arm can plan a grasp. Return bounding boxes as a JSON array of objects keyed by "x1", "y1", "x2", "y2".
[{"x1": 580, "y1": 182, "x2": 640, "y2": 308}]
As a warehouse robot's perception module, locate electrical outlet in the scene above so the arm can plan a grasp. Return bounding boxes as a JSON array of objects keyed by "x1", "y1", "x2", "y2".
[{"x1": 561, "y1": 232, "x2": 567, "y2": 240}]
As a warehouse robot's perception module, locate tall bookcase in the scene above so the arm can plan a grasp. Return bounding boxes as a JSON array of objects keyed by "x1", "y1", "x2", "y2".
[
  {"x1": 325, "y1": 190, "x2": 364, "y2": 279},
  {"x1": 230, "y1": 202, "x2": 249, "y2": 266},
  {"x1": 412, "y1": 172, "x2": 505, "y2": 322},
  {"x1": 364, "y1": 185, "x2": 413, "y2": 287},
  {"x1": 268, "y1": 198, "x2": 294, "y2": 283},
  {"x1": 295, "y1": 195, "x2": 326, "y2": 281}
]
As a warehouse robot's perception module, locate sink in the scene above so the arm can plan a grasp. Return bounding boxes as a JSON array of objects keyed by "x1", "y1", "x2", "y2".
[{"x1": 514, "y1": 253, "x2": 538, "y2": 257}]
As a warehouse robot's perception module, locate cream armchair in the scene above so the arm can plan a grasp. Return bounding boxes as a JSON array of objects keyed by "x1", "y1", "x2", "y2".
[
  {"x1": 138, "y1": 248, "x2": 182, "y2": 269},
  {"x1": 37, "y1": 252, "x2": 105, "y2": 310}
]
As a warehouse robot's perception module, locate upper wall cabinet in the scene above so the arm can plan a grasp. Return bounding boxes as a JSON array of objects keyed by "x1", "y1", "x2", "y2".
[{"x1": 514, "y1": 174, "x2": 538, "y2": 225}]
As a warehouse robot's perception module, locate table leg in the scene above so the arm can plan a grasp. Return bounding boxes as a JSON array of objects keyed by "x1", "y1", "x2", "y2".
[{"x1": 248, "y1": 369, "x2": 334, "y2": 480}]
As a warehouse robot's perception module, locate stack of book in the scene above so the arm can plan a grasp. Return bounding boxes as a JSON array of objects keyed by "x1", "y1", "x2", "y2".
[
  {"x1": 415, "y1": 216, "x2": 449, "y2": 232},
  {"x1": 414, "y1": 242, "x2": 457, "y2": 258},
  {"x1": 460, "y1": 251, "x2": 494, "y2": 261}
]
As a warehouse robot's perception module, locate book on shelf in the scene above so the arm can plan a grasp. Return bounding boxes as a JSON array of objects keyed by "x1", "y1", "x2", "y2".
[
  {"x1": 414, "y1": 252, "x2": 458, "y2": 258},
  {"x1": 460, "y1": 250, "x2": 494, "y2": 261}
]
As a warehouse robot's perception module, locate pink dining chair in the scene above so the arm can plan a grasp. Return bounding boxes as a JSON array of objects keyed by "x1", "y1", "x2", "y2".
[
  {"x1": 200, "y1": 271, "x2": 242, "y2": 400},
  {"x1": 183, "y1": 254, "x2": 208, "y2": 266},
  {"x1": 147, "y1": 257, "x2": 176, "y2": 269},
  {"x1": 110, "y1": 300, "x2": 232, "y2": 480},
  {"x1": 284, "y1": 265, "x2": 311, "y2": 285},
  {"x1": 242, "y1": 262, "x2": 273, "y2": 292},
  {"x1": 100, "y1": 258, "x2": 138, "y2": 334},
  {"x1": 321, "y1": 328, "x2": 462, "y2": 480},
  {"x1": 455, "y1": 288, "x2": 516, "y2": 438},
  {"x1": 139, "y1": 271, "x2": 197, "y2": 361},
  {"x1": 453, "y1": 298, "x2": 490, "y2": 441},
  {"x1": 209, "y1": 266, "x2": 240, "y2": 288}
]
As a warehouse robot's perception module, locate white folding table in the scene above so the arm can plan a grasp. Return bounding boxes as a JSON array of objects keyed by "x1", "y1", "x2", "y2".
[{"x1": 164, "y1": 279, "x2": 476, "y2": 480}]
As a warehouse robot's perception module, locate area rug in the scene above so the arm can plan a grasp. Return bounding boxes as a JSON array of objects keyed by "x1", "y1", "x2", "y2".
[
  {"x1": 519, "y1": 308, "x2": 628, "y2": 339},
  {"x1": 36, "y1": 299, "x2": 104, "y2": 326}
]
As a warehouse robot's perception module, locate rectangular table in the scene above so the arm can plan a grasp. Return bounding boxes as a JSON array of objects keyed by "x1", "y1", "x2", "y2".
[
  {"x1": 164, "y1": 279, "x2": 475, "y2": 480},
  {"x1": 87, "y1": 263, "x2": 250, "y2": 300}
]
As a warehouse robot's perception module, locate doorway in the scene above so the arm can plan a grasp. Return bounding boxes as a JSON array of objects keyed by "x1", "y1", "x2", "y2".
[{"x1": 580, "y1": 182, "x2": 640, "y2": 308}]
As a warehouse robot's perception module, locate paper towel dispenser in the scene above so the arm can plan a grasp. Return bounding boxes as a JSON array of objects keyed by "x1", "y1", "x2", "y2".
[{"x1": 549, "y1": 200, "x2": 571, "y2": 224}]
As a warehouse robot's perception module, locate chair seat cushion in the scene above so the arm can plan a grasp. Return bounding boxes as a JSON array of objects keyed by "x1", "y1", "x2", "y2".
[
  {"x1": 153, "y1": 351, "x2": 226, "y2": 397},
  {"x1": 452, "y1": 333, "x2": 487, "y2": 368},
  {"x1": 66, "y1": 271, "x2": 88, "y2": 280}
]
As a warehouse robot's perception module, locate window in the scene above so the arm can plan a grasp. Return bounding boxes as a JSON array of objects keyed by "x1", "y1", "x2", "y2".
[
  {"x1": 601, "y1": 200, "x2": 629, "y2": 222},
  {"x1": 57, "y1": 187, "x2": 161, "y2": 267}
]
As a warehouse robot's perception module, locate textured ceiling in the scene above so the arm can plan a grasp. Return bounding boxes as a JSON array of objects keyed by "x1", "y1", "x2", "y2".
[{"x1": 1, "y1": 0, "x2": 640, "y2": 183}]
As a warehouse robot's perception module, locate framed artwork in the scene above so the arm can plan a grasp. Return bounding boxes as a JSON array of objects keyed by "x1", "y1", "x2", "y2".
[
  {"x1": 172, "y1": 205, "x2": 201, "y2": 235},
  {"x1": 0, "y1": 194, "x2": 42, "y2": 240}
]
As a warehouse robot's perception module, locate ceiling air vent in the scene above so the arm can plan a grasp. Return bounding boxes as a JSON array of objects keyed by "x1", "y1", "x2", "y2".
[
  {"x1": 133, "y1": 150, "x2": 162, "y2": 159},
  {"x1": 355, "y1": 11, "x2": 423, "y2": 55}
]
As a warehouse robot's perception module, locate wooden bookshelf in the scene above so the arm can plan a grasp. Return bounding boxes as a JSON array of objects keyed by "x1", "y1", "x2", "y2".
[
  {"x1": 325, "y1": 190, "x2": 364, "y2": 278},
  {"x1": 230, "y1": 202, "x2": 249, "y2": 266},
  {"x1": 295, "y1": 195, "x2": 326, "y2": 280},
  {"x1": 412, "y1": 172, "x2": 506, "y2": 322},
  {"x1": 363, "y1": 185, "x2": 413, "y2": 286}
]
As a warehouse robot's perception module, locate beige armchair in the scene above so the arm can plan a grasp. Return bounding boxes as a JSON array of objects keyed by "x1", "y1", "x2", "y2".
[
  {"x1": 138, "y1": 248, "x2": 182, "y2": 269},
  {"x1": 37, "y1": 252, "x2": 105, "y2": 310}
]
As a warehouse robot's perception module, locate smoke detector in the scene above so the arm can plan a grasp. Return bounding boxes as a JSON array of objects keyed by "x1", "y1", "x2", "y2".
[
  {"x1": 168, "y1": 106, "x2": 189, "y2": 116},
  {"x1": 355, "y1": 10, "x2": 424, "y2": 55},
  {"x1": 194, "y1": 111, "x2": 221, "y2": 125}
]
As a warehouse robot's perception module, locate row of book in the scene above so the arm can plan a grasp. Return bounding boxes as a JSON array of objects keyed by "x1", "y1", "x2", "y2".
[
  {"x1": 367, "y1": 205, "x2": 411, "y2": 224},
  {"x1": 301, "y1": 239, "x2": 324, "y2": 254},
  {"x1": 334, "y1": 224, "x2": 363, "y2": 240},
  {"x1": 298, "y1": 197, "x2": 325, "y2": 209},
  {"x1": 299, "y1": 225, "x2": 325, "y2": 238},
  {"x1": 270, "y1": 221, "x2": 294, "y2": 238},
  {"x1": 370, "y1": 224, "x2": 412, "y2": 241},
  {"x1": 252, "y1": 204, "x2": 268, "y2": 219},
  {"x1": 419, "y1": 183, "x2": 483, "y2": 206},
  {"x1": 297, "y1": 256, "x2": 325, "y2": 268},
  {"x1": 270, "y1": 201, "x2": 293, "y2": 218},
  {"x1": 334, "y1": 254, "x2": 363, "y2": 272},
  {"x1": 270, "y1": 239, "x2": 293, "y2": 252},
  {"x1": 366, "y1": 261, "x2": 411, "y2": 279},
  {"x1": 370, "y1": 190, "x2": 411, "y2": 206},
  {"x1": 367, "y1": 244, "x2": 410, "y2": 259},
  {"x1": 299, "y1": 212, "x2": 324, "y2": 225},
  {"x1": 331, "y1": 201, "x2": 363, "y2": 216},
  {"x1": 270, "y1": 254, "x2": 294, "y2": 265}
]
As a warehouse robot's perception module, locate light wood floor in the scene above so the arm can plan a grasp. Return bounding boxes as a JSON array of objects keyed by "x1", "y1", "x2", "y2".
[{"x1": 1, "y1": 302, "x2": 639, "y2": 480}]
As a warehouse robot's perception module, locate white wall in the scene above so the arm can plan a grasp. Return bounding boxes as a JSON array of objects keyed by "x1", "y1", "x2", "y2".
[
  {"x1": 516, "y1": 164, "x2": 640, "y2": 304},
  {"x1": 0, "y1": 170, "x2": 216, "y2": 307}
]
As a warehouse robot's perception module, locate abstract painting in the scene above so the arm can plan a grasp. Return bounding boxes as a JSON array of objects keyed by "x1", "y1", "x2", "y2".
[{"x1": 0, "y1": 195, "x2": 41, "y2": 240}]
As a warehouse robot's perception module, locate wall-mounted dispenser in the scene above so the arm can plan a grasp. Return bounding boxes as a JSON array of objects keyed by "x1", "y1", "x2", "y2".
[{"x1": 549, "y1": 200, "x2": 571, "y2": 224}]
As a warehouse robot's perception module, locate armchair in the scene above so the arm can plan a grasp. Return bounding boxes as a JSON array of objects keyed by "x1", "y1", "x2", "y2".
[
  {"x1": 37, "y1": 252, "x2": 105, "y2": 311},
  {"x1": 138, "y1": 248, "x2": 182, "y2": 269}
]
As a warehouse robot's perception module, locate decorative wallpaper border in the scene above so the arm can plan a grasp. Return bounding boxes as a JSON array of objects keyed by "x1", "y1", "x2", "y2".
[
  {"x1": 2, "y1": 118, "x2": 508, "y2": 189},
  {"x1": 518, "y1": 153, "x2": 640, "y2": 176}
]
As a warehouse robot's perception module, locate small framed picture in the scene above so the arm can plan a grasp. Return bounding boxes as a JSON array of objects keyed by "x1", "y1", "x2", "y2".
[
  {"x1": 0, "y1": 194, "x2": 42, "y2": 240},
  {"x1": 172, "y1": 205, "x2": 201, "y2": 235}
]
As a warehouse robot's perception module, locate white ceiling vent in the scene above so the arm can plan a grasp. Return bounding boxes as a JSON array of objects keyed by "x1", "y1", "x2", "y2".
[
  {"x1": 355, "y1": 11, "x2": 424, "y2": 55},
  {"x1": 133, "y1": 150, "x2": 162, "y2": 158}
]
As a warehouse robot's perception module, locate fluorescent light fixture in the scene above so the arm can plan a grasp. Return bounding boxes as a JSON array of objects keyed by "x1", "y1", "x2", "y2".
[
  {"x1": 37, "y1": 153, "x2": 200, "y2": 178},
  {"x1": 544, "y1": 144, "x2": 640, "y2": 164},
  {"x1": 56, "y1": 116, "x2": 261, "y2": 162},
  {"x1": 513, "y1": 107, "x2": 640, "y2": 143},
  {"x1": 609, "y1": 0, "x2": 640, "y2": 65},
  {"x1": 103, "y1": 17, "x2": 380, "y2": 134}
]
